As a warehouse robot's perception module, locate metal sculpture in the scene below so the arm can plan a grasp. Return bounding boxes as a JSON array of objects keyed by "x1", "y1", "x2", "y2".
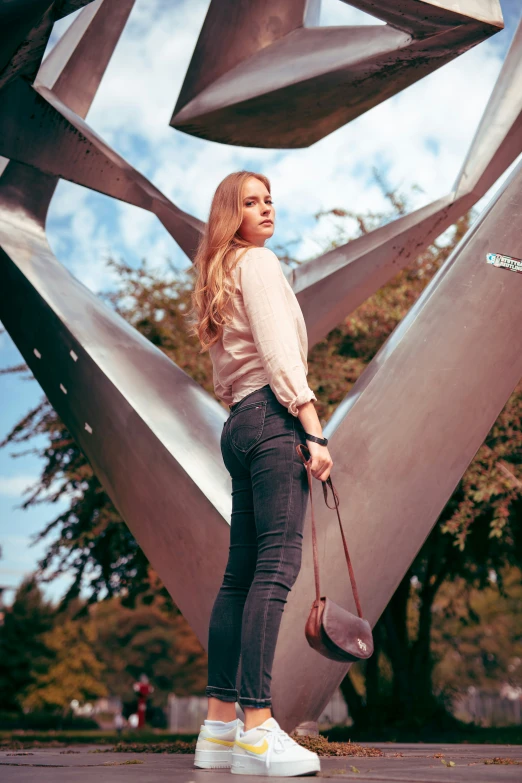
[
  {"x1": 0, "y1": 0, "x2": 202, "y2": 259},
  {"x1": 171, "y1": 0, "x2": 503, "y2": 148},
  {"x1": 1, "y1": 0, "x2": 521, "y2": 733},
  {"x1": 0, "y1": 1, "x2": 92, "y2": 90}
]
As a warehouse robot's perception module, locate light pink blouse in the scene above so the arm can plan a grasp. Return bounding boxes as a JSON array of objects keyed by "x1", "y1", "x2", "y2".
[{"x1": 209, "y1": 246, "x2": 317, "y2": 416}]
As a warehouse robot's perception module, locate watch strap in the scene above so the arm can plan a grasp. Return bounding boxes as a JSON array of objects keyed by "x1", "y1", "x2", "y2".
[{"x1": 305, "y1": 432, "x2": 328, "y2": 446}]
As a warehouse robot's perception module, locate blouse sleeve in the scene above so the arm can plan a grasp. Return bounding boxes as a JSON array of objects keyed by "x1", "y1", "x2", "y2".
[{"x1": 239, "y1": 247, "x2": 317, "y2": 417}]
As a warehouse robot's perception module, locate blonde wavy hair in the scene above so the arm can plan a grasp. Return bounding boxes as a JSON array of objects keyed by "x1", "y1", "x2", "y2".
[{"x1": 184, "y1": 170, "x2": 271, "y2": 353}]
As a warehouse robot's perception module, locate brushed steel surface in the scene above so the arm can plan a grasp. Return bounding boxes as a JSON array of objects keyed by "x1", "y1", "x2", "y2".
[
  {"x1": 275, "y1": 152, "x2": 522, "y2": 728},
  {"x1": 0, "y1": 77, "x2": 203, "y2": 260},
  {"x1": 170, "y1": 0, "x2": 503, "y2": 148},
  {"x1": 453, "y1": 17, "x2": 522, "y2": 200},
  {"x1": 0, "y1": 1, "x2": 56, "y2": 90},
  {"x1": 0, "y1": 0, "x2": 134, "y2": 224},
  {"x1": 0, "y1": 209, "x2": 234, "y2": 648},
  {"x1": 1, "y1": 0, "x2": 521, "y2": 733},
  {"x1": 345, "y1": 0, "x2": 504, "y2": 32},
  {"x1": 0, "y1": 0, "x2": 94, "y2": 90}
]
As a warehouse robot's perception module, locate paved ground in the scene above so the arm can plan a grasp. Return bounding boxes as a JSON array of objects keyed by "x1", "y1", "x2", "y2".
[{"x1": 1, "y1": 743, "x2": 521, "y2": 782}]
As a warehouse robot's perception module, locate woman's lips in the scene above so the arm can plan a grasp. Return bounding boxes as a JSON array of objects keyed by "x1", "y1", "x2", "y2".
[{"x1": 260, "y1": 220, "x2": 273, "y2": 225}]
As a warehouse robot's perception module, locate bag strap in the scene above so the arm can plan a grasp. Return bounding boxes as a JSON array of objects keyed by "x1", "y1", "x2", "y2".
[{"x1": 296, "y1": 443, "x2": 364, "y2": 619}]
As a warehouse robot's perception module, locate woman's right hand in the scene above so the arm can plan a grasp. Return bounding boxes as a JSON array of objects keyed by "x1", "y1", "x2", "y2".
[{"x1": 306, "y1": 440, "x2": 333, "y2": 482}]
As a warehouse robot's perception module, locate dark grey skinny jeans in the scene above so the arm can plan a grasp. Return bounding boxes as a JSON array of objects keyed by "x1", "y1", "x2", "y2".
[{"x1": 205, "y1": 383, "x2": 310, "y2": 709}]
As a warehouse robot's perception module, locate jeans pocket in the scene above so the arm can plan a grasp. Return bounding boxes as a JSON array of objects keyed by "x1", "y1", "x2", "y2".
[{"x1": 229, "y1": 400, "x2": 267, "y2": 453}]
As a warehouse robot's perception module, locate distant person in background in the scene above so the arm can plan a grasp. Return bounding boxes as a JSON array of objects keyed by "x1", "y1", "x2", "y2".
[
  {"x1": 114, "y1": 712, "x2": 124, "y2": 738},
  {"x1": 133, "y1": 673, "x2": 154, "y2": 729}
]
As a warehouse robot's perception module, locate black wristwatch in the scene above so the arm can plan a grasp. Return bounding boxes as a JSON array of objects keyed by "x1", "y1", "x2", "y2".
[{"x1": 304, "y1": 432, "x2": 328, "y2": 446}]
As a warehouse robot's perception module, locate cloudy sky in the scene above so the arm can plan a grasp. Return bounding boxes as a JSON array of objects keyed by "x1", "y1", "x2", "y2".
[{"x1": 1, "y1": 0, "x2": 521, "y2": 604}]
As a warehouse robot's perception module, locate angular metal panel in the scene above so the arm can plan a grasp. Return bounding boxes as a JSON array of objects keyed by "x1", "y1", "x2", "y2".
[
  {"x1": 275, "y1": 153, "x2": 522, "y2": 728},
  {"x1": 0, "y1": 211, "x2": 233, "y2": 646},
  {"x1": 345, "y1": 0, "x2": 504, "y2": 32},
  {"x1": 0, "y1": 1, "x2": 53, "y2": 76},
  {"x1": 170, "y1": 0, "x2": 503, "y2": 148},
  {"x1": 453, "y1": 18, "x2": 522, "y2": 199},
  {"x1": 0, "y1": 0, "x2": 94, "y2": 89}
]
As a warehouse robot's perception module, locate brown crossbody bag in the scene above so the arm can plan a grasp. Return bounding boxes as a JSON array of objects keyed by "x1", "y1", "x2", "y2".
[{"x1": 296, "y1": 443, "x2": 374, "y2": 662}]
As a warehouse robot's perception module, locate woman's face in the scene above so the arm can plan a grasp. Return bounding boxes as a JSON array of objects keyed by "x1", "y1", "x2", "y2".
[{"x1": 238, "y1": 177, "x2": 275, "y2": 246}]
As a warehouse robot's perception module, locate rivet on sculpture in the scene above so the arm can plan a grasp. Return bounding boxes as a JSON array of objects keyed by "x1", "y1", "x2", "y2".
[{"x1": 1, "y1": 0, "x2": 521, "y2": 733}]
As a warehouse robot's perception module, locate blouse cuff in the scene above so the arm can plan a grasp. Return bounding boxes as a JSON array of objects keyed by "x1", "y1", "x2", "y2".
[{"x1": 288, "y1": 387, "x2": 317, "y2": 417}]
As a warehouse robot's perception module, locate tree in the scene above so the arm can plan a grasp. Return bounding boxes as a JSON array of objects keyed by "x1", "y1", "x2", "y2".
[
  {"x1": 0, "y1": 577, "x2": 54, "y2": 711},
  {"x1": 432, "y1": 564, "x2": 522, "y2": 698},
  {"x1": 21, "y1": 606, "x2": 107, "y2": 712},
  {"x1": 90, "y1": 593, "x2": 208, "y2": 709}
]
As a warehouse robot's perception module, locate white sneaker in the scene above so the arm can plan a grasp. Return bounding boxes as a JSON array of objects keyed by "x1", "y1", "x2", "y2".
[
  {"x1": 232, "y1": 717, "x2": 320, "y2": 777},
  {"x1": 194, "y1": 717, "x2": 244, "y2": 769}
]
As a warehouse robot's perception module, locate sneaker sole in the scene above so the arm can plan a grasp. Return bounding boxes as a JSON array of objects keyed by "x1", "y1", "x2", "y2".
[
  {"x1": 231, "y1": 752, "x2": 320, "y2": 777},
  {"x1": 194, "y1": 748, "x2": 232, "y2": 768}
]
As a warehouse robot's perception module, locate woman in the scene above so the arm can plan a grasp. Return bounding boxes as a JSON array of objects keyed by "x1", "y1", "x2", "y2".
[{"x1": 186, "y1": 170, "x2": 333, "y2": 777}]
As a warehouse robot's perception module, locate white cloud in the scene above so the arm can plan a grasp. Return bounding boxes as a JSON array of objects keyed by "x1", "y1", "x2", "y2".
[
  {"x1": 0, "y1": 474, "x2": 39, "y2": 497},
  {"x1": 319, "y1": 0, "x2": 385, "y2": 26},
  {"x1": 48, "y1": 177, "x2": 90, "y2": 218}
]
